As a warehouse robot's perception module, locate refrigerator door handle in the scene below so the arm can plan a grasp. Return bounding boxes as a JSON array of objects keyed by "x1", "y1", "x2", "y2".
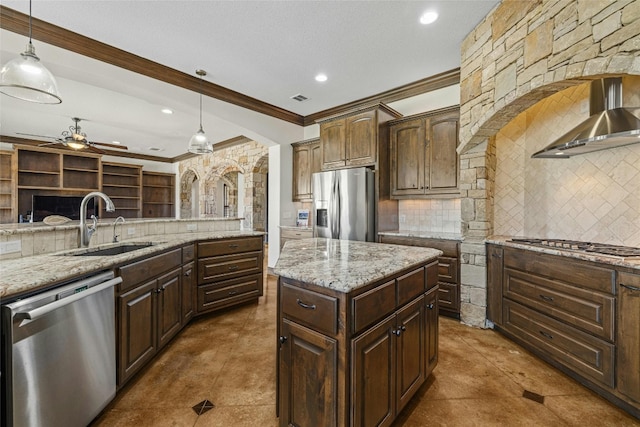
[
  {"x1": 330, "y1": 176, "x2": 338, "y2": 238},
  {"x1": 335, "y1": 178, "x2": 341, "y2": 238}
]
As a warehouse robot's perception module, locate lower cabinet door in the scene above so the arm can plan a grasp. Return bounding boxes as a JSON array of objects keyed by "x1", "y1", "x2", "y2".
[
  {"x1": 425, "y1": 286, "x2": 439, "y2": 376},
  {"x1": 118, "y1": 279, "x2": 158, "y2": 385},
  {"x1": 157, "y1": 268, "x2": 182, "y2": 349},
  {"x1": 352, "y1": 314, "x2": 396, "y2": 427},
  {"x1": 396, "y1": 295, "x2": 425, "y2": 414},
  {"x1": 181, "y1": 261, "x2": 195, "y2": 324},
  {"x1": 279, "y1": 319, "x2": 338, "y2": 427},
  {"x1": 617, "y1": 272, "x2": 640, "y2": 404}
]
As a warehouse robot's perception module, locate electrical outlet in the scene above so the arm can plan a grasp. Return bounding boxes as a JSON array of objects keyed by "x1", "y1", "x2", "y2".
[
  {"x1": 0, "y1": 240, "x2": 22, "y2": 254},
  {"x1": 186, "y1": 223, "x2": 197, "y2": 231},
  {"x1": 399, "y1": 215, "x2": 406, "y2": 223},
  {"x1": 127, "y1": 227, "x2": 136, "y2": 236}
]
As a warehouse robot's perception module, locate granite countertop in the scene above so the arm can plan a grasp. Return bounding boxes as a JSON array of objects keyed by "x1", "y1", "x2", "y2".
[
  {"x1": 274, "y1": 238, "x2": 442, "y2": 293},
  {"x1": 378, "y1": 230, "x2": 463, "y2": 241},
  {"x1": 487, "y1": 235, "x2": 640, "y2": 271},
  {"x1": 0, "y1": 230, "x2": 265, "y2": 299}
]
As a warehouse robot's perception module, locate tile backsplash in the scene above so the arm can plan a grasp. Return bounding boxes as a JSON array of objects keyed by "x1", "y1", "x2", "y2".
[
  {"x1": 398, "y1": 199, "x2": 461, "y2": 233},
  {"x1": 495, "y1": 78, "x2": 640, "y2": 247}
]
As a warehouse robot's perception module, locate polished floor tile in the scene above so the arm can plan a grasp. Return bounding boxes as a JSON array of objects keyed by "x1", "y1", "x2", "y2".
[{"x1": 93, "y1": 274, "x2": 638, "y2": 426}]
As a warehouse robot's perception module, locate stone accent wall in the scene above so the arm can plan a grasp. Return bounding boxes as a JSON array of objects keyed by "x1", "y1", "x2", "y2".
[
  {"x1": 458, "y1": 0, "x2": 639, "y2": 327},
  {"x1": 459, "y1": 0, "x2": 640, "y2": 154},
  {"x1": 178, "y1": 141, "x2": 268, "y2": 230}
]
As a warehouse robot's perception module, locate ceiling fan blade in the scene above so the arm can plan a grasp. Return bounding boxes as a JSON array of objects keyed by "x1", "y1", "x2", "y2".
[
  {"x1": 85, "y1": 145, "x2": 105, "y2": 154},
  {"x1": 92, "y1": 141, "x2": 129, "y2": 150},
  {"x1": 38, "y1": 141, "x2": 63, "y2": 148},
  {"x1": 16, "y1": 132, "x2": 58, "y2": 140}
]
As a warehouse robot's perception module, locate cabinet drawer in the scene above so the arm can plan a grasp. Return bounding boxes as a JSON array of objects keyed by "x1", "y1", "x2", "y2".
[
  {"x1": 198, "y1": 251, "x2": 263, "y2": 283},
  {"x1": 281, "y1": 281, "x2": 338, "y2": 336},
  {"x1": 504, "y1": 248, "x2": 615, "y2": 294},
  {"x1": 397, "y1": 267, "x2": 425, "y2": 307},
  {"x1": 503, "y1": 300, "x2": 614, "y2": 388},
  {"x1": 437, "y1": 282, "x2": 459, "y2": 312},
  {"x1": 352, "y1": 280, "x2": 396, "y2": 335},
  {"x1": 280, "y1": 228, "x2": 313, "y2": 239},
  {"x1": 504, "y1": 268, "x2": 615, "y2": 342},
  {"x1": 438, "y1": 256, "x2": 458, "y2": 283},
  {"x1": 197, "y1": 274, "x2": 262, "y2": 313},
  {"x1": 118, "y1": 248, "x2": 182, "y2": 292},
  {"x1": 182, "y1": 244, "x2": 195, "y2": 263},
  {"x1": 198, "y1": 236, "x2": 263, "y2": 257}
]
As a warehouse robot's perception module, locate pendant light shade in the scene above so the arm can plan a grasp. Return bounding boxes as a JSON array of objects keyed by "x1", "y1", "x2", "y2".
[
  {"x1": 0, "y1": 1, "x2": 62, "y2": 104},
  {"x1": 188, "y1": 69, "x2": 212, "y2": 154}
]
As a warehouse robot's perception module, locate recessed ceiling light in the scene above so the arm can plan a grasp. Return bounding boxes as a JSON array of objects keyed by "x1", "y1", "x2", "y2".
[
  {"x1": 315, "y1": 73, "x2": 328, "y2": 82},
  {"x1": 112, "y1": 141, "x2": 121, "y2": 145},
  {"x1": 161, "y1": 108, "x2": 173, "y2": 114},
  {"x1": 420, "y1": 11, "x2": 438, "y2": 25}
]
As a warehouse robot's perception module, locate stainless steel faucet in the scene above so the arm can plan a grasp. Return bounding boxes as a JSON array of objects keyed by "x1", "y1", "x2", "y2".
[
  {"x1": 79, "y1": 192, "x2": 115, "y2": 247},
  {"x1": 112, "y1": 216, "x2": 125, "y2": 243}
]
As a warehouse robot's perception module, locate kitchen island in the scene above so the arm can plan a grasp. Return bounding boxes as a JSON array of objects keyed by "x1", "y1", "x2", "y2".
[{"x1": 274, "y1": 238, "x2": 441, "y2": 427}]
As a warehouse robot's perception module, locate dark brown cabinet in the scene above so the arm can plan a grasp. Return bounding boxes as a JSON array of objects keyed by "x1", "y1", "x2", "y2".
[
  {"x1": 292, "y1": 139, "x2": 320, "y2": 202},
  {"x1": 389, "y1": 106, "x2": 460, "y2": 198},
  {"x1": 116, "y1": 246, "x2": 191, "y2": 387},
  {"x1": 196, "y1": 236, "x2": 264, "y2": 314},
  {"x1": 617, "y1": 272, "x2": 640, "y2": 405},
  {"x1": 318, "y1": 104, "x2": 401, "y2": 171},
  {"x1": 279, "y1": 319, "x2": 338, "y2": 427},
  {"x1": 278, "y1": 261, "x2": 439, "y2": 427},
  {"x1": 378, "y1": 235, "x2": 460, "y2": 318},
  {"x1": 487, "y1": 243, "x2": 640, "y2": 419}
]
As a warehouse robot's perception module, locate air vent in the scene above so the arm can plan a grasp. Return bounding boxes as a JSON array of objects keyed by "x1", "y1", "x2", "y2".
[{"x1": 291, "y1": 94, "x2": 308, "y2": 102}]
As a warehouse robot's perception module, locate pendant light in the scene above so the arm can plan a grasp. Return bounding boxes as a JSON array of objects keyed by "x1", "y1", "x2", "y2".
[
  {"x1": 188, "y1": 69, "x2": 213, "y2": 154},
  {"x1": 0, "y1": 0, "x2": 62, "y2": 104}
]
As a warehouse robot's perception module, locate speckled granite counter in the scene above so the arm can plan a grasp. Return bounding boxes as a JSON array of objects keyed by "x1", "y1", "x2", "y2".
[
  {"x1": 273, "y1": 238, "x2": 442, "y2": 292},
  {"x1": 487, "y1": 235, "x2": 640, "y2": 271},
  {"x1": 0, "y1": 230, "x2": 264, "y2": 300},
  {"x1": 378, "y1": 230, "x2": 463, "y2": 241}
]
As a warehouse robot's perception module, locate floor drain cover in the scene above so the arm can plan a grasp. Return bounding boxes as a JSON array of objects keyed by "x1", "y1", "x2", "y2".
[
  {"x1": 192, "y1": 399, "x2": 215, "y2": 415},
  {"x1": 522, "y1": 390, "x2": 545, "y2": 404}
]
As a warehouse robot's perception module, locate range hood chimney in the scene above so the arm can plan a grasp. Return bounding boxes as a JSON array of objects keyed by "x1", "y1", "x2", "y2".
[{"x1": 532, "y1": 78, "x2": 640, "y2": 158}]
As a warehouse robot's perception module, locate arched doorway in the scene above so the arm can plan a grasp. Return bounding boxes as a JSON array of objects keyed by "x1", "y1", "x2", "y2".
[{"x1": 179, "y1": 169, "x2": 199, "y2": 218}]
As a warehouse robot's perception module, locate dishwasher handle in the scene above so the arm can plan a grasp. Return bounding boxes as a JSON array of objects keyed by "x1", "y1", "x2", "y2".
[{"x1": 15, "y1": 277, "x2": 122, "y2": 321}]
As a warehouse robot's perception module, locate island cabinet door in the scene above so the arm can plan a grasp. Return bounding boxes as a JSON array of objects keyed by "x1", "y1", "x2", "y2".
[
  {"x1": 279, "y1": 319, "x2": 338, "y2": 427},
  {"x1": 425, "y1": 286, "x2": 439, "y2": 376},
  {"x1": 157, "y1": 267, "x2": 182, "y2": 350},
  {"x1": 352, "y1": 314, "x2": 396, "y2": 427},
  {"x1": 395, "y1": 295, "x2": 426, "y2": 414}
]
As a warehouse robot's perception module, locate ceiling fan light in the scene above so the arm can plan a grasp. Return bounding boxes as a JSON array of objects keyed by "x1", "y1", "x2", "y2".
[
  {"x1": 188, "y1": 128, "x2": 212, "y2": 154},
  {"x1": 66, "y1": 140, "x2": 86, "y2": 150},
  {"x1": 0, "y1": 43, "x2": 62, "y2": 104}
]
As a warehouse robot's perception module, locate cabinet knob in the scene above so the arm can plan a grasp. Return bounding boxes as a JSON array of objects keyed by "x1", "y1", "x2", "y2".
[
  {"x1": 279, "y1": 336, "x2": 288, "y2": 344},
  {"x1": 184, "y1": 271, "x2": 191, "y2": 277},
  {"x1": 427, "y1": 303, "x2": 434, "y2": 310}
]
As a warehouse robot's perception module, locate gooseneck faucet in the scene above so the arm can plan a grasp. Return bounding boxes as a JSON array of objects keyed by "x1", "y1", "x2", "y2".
[
  {"x1": 79, "y1": 192, "x2": 115, "y2": 247},
  {"x1": 112, "y1": 216, "x2": 125, "y2": 243}
]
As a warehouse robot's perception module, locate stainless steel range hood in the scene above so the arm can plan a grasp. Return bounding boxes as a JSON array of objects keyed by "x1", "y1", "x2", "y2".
[{"x1": 532, "y1": 78, "x2": 640, "y2": 158}]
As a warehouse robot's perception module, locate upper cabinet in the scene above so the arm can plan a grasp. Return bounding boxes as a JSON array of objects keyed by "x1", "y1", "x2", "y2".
[
  {"x1": 389, "y1": 106, "x2": 460, "y2": 199},
  {"x1": 317, "y1": 104, "x2": 401, "y2": 171},
  {"x1": 292, "y1": 139, "x2": 320, "y2": 202}
]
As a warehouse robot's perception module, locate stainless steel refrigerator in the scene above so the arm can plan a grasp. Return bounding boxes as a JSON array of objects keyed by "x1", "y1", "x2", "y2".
[{"x1": 312, "y1": 167, "x2": 375, "y2": 242}]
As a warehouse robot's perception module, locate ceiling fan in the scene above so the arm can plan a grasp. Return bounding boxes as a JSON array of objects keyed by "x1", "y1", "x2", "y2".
[{"x1": 17, "y1": 117, "x2": 128, "y2": 154}]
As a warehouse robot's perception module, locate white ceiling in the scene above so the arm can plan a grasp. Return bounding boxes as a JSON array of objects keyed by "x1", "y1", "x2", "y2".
[{"x1": 1, "y1": 0, "x2": 499, "y2": 159}]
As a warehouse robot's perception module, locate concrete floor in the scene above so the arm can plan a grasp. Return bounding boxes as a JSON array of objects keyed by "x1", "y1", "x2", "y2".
[{"x1": 93, "y1": 273, "x2": 638, "y2": 426}]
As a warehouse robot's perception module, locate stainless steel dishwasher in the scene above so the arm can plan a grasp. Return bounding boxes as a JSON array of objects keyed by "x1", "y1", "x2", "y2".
[{"x1": 2, "y1": 270, "x2": 122, "y2": 427}]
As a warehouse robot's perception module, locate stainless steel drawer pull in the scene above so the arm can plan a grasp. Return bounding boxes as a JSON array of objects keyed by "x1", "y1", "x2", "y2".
[
  {"x1": 620, "y1": 283, "x2": 640, "y2": 292},
  {"x1": 296, "y1": 299, "x2": 316, "y2": 310},
  {"x1": 539, "y1": 294, "x2": 554, "y2": 302},
  {"x1": 228, "y1": 265, "x2": 239, "y2": 270},
  {"x1": 539, "y1": 330, "x2": 553, "y2": 340}
]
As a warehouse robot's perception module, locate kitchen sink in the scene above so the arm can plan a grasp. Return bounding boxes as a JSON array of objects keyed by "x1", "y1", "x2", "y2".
[{"x1": 61, "y1": 242, "x2": 158, "y2": 256}]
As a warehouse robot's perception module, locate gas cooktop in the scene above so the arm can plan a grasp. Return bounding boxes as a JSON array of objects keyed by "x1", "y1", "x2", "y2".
[{"x1": 508, "y1": 238, "x2": 640, "y2": 259}]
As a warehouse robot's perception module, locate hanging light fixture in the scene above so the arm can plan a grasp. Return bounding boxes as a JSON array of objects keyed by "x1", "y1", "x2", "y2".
[
  {"x1": 0, "y1": 0, "x2": 62, "y2": 104},
  {"x1": 188, "y1": 69, "x2": 213, "y2": 154}
]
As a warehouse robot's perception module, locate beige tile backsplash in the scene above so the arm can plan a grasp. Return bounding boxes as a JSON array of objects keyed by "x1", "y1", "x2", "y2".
[
  {"x1": 398, "y1": 199, "x2": 462, "y2": 233},
  {"x1": 495, "y1": 79, "x2": 640, "y2": 247}
]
